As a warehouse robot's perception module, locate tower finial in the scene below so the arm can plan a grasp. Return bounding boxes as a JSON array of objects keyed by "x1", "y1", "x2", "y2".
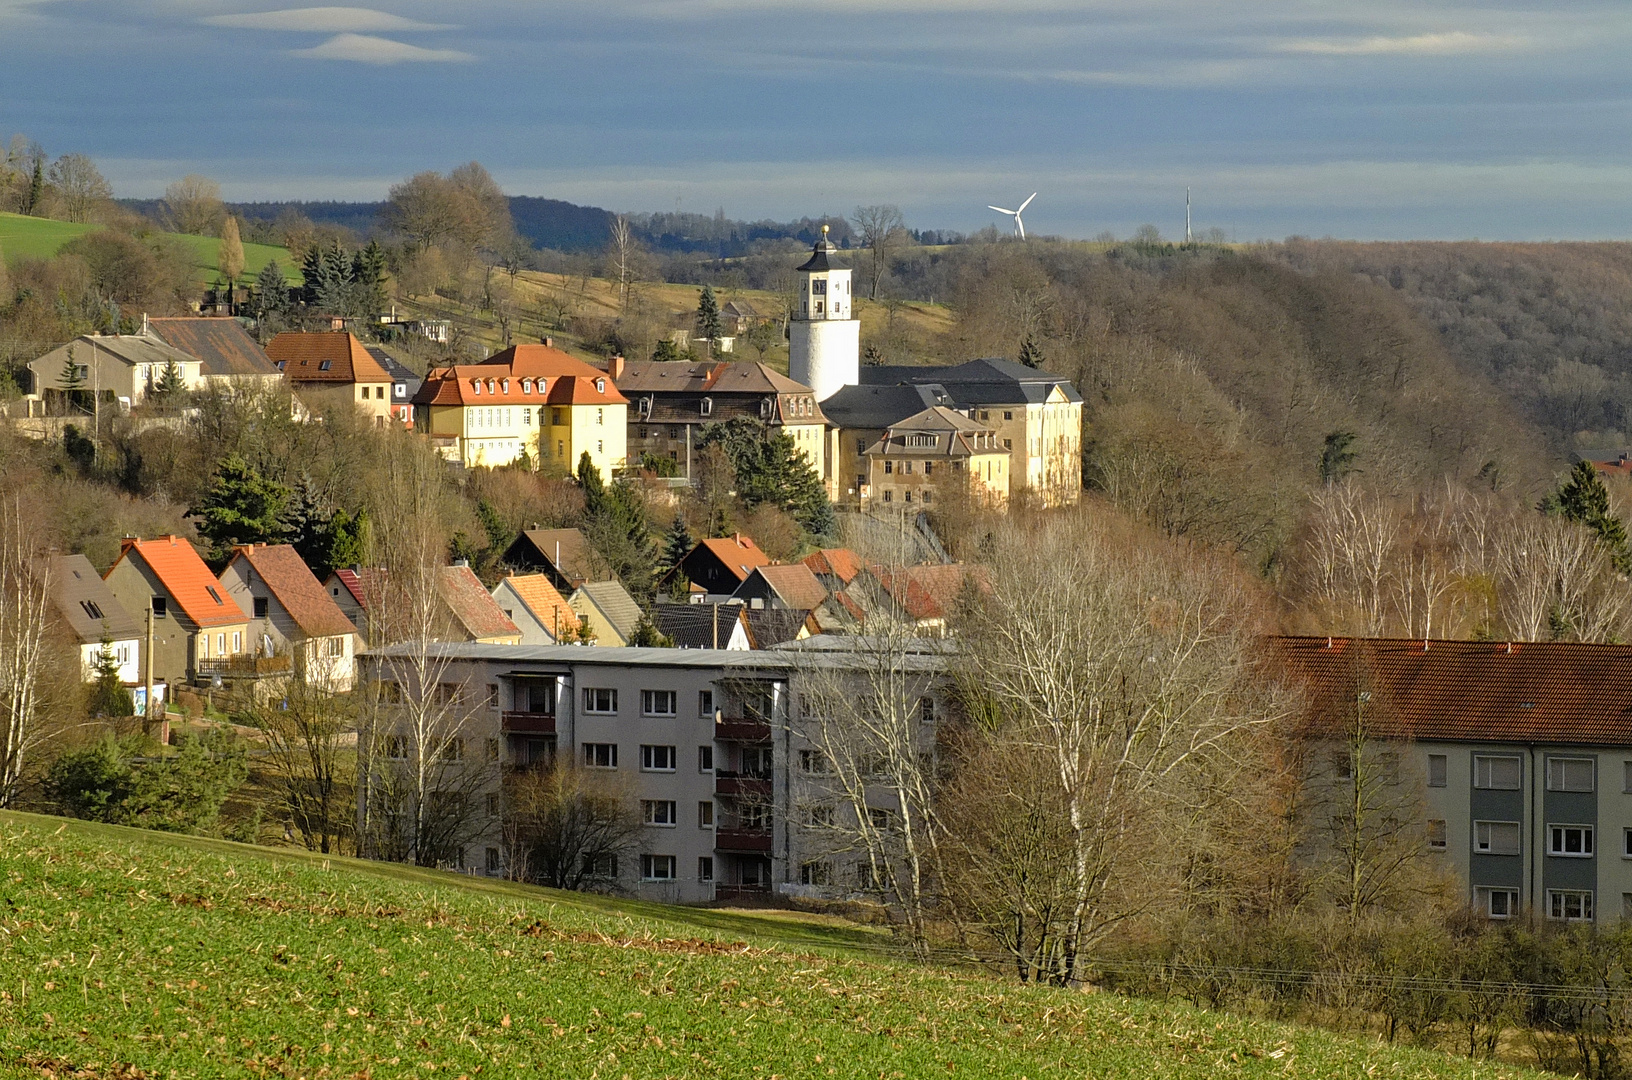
[{"x1": 821, "y1": 223, "x2": 829, "y2": 237}]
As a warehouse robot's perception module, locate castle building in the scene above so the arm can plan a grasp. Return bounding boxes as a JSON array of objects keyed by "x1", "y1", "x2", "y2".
[{"x1": 788, "y1": 225, "x2": 860, "y2": 403}]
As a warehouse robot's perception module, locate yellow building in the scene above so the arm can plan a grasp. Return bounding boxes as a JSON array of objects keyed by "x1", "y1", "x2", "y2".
[
  {"x1": 413, "y1": 344, "x2": 628, "y2": 475},
  {"x1": 859, "y1": 406, "x2": 1008, "y2": 510}
]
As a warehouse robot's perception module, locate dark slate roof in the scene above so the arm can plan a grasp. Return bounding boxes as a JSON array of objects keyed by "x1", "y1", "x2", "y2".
[
  {"x1": 652, "y1": 603, "x2": 747, "y2": 649},
  {"x1": 859, "y1": 358, "x2": 1084, "y2": 405},
  {"x1": 49, "y1": 554, "x2": 141, "y2": 643},
  {"x1": 818, "y1": 383, "x2": 957, "y2": 430},
  {"x1": 146, "y1": 318, "x2": 281, "y2": 378},
  {"x1": 796, "y1": 239, "x2": 837, "y2": 273},
  {"x1": 744, "y1": 607, "x2": 810, "y2": 648},
  {"x1": 1276, "y1": 636, "x2": 1632, "y2": 747},
  {"x1": 364, "y1": 346, "x2": 422, "y2": 390}
]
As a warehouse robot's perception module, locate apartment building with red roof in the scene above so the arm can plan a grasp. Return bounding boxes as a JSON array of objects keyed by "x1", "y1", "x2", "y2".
[
  {"x1": 412, "y1": 342, "x2": 627, "y2": 474},
  {"x1": 103, "y1": 535, "x2": 253, "y2": 688},
  {"x1": 265, "y1": 331, "x2": 397, "y2": 426}
]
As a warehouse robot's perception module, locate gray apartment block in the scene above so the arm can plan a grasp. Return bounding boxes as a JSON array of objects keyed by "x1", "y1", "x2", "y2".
[{"x1": 360, "y1": 640, "x2": 949, "y2": 904}]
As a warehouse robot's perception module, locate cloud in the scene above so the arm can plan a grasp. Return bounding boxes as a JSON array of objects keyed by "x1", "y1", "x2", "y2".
[
  {"x1": 206, "y1": 7, "x2": 453, "y2": 32},
  {"x1": 288, "y1": 32, "x2": 472, "y2": 62},
  {"x1": 1276, "y1": 31, "x2": 1523, "y2": 56}
]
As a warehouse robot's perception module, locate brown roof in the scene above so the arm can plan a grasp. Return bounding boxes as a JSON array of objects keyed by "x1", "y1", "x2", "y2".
[
  {"x1": 110, "y1": 536, "x2": 245, "y2": 629},
  {"x1": 867, "y1": 563, "x2": 981, "y2": 622},
  {"x1": 48, "y1": 554, "x2": 141, "y2": 643},
  {"x1": 226, "y1": 544, "x2": 357, "y2": 639},
  {"x1": 439, "y1": 565, "x2": 521, "y2": 641},
  {"x1": 499, "y1": 573, "x2": 576, "y2": 638},
  {"x1": 509, "y1": 528, "x2": 607, "y2": 587},
  {"x1": 265, "y1": 332, "x2": 393, "y2": 384},
  {"x1": 146, "y1": 318, "x2": 280, "y2": 378},
  {"x1": 1275, "y1": 635, "x2": 1632, "y2": 746},
  {"x1": 415, "y1": 345, "x2": 627, "y2": 408},
  {"x1": 741, "y1": 563, "x2": 829, "y2": 610},
  {"x1": 615, "y1": 359, "x2": 811, "y2": 396},
  {"x1": 803, "y1": 548, "x2": 863, "y2": 587},
  {"x1": 864, "y1": 406, "x2": 1000, "y2": 458},
  {"x1": 695, "y1": 534, "x2": 772, "y2": 583}
]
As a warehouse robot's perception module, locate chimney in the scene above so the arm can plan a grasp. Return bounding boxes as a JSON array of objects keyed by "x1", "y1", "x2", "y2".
[
  {"x1": 607, "y1": 354, "x2": 625, "y2": 381},
  {"x1": 543, "y1": 337, "x2": 553, "y2": 348},
  {"x1": 453, "y1": 558, "x2": 470, "y2": 569}
]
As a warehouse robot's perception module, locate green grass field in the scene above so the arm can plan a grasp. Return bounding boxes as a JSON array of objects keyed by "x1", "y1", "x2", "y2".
[
  {"x1": 0, "y1": 811, "x2": 1540, "y2": 1080},
  {"x1": 0, "y1": 212, "x2": 298, "y2": 284}
]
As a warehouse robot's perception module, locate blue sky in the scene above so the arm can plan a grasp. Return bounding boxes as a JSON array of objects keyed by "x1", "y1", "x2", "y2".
[{"x1": 1, "y1": 0, "x2": 1628, "y2": 240}]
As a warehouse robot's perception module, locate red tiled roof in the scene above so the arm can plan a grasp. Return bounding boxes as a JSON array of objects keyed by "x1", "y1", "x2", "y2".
[
  {"x1": 227, "y1": 544, "x2": 357, "y2": 639},
  {"x1": 266, "y1": 332, "x2": 393, "y2": 385},
  {"x1": 439, "y1": 565, "x2": 521, "y2": 641},
  {"x1": 110, "y1": 536, "x2": 245, "y2": 628},
  {"x1": 415, "y1": 345, "x2": 627, "y2": 408},
  {"x1": 868, "y1": 563, "x2": 982, "y2": 622},
  {"x1": 331, "y1": 568, "x2": 368, "y2": 608},
  {"x1": 1274, "y1": 635, "x2": 1632, "y2": 746},
  {"x1": 695, "y1": 534, "x2": 771, "y2": 583},
  {"x1": 802, "y1": 548, "x2": 863, "y2": 587}
]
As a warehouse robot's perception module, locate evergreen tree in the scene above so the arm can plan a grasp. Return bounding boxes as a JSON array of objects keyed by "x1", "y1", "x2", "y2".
[
  {"x1": 25, "y1": 156, "x2": 43, "y2": 215},
  {"x1": 1551, "y1": 459, "x2": 1632, "y2": 573},
  {"x1": 303, "y1": 240, "x2": 355, "y2": 316},
  {"x1": 697, "y1": 417, "x2": 835, "y2": 537},
  {"x1": 188, "y1": 454, "x2": 292, "y2": 564},
  {"x1": 352, "y1": 240, "x2": 389, "y2": 315},
  {"x1": 660, "y1": 514, "x2": 694, "y2": 573},
  {"x1": 576, "y1": 453, "x2": 656, "y2": 605},
  {"x1": 576, "y1": 451, "x2": 605, "y2": 513},
  {"x1": 281, "y1": 475, "x2": 325, "y2": 567},
  {"x1": 86, "y1": 632, "x2": 134, "y2": 718},
  {"x1": 152, "y1": 359, "x2": 187, "y2": 400},
  {"x1": 1319, "y1": 431, "x2": 1359, "y2": 486},
  {"x1": 62, "y1": 424, "x2": 95, "y2": 472},
  {"x1": 627, "y1": 616, "x2": 673, "y2": 648},
  {"x1": 59, "y1": 344, "x2": 87, "y2": 413},
  {"x1": 322, "y1": 508, "x2": 368, "y2": 577},
  {"x1": 1016, "y1": 335, "x2": 1043, "y2": 369},
  {"x1": 651, "y1": 338, "x2": 683, "y2": 362},
  {"x1": 255, "y1": 260, "x2": 289, "y2": 321},
  {"x1": 695, "y1": 285, "x2": 722, "y2": 353}
]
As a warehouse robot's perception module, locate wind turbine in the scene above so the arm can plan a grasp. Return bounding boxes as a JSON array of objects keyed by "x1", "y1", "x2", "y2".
[{"x1": 988, "y1": 192, "x2": 1037, "y2": 239}]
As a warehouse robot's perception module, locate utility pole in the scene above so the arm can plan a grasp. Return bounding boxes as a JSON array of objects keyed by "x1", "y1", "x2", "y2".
[
  {"x1": 1185, "y1": 187, "x2": 1192, "y2": 245},
  {"x1": 144, "y1": 607, "x2": 155, "y2": 735}
]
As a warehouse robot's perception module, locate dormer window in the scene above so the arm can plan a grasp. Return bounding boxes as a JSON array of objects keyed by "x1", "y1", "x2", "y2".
[
  {"x1": 486, "y1": 379, "x2": 496, "y2": 395},
  {"x1": 537, "y1": 378, "x2": 547, "y2": 394},
  {"x1": 700, "y1": 397, "x2": 713, "y2": 417},
  {"x1": 501, "y1": 379, "x2": 509, "y2": 394},
  {"x1": 521, "y1": 379, "x2": 533, "y2": 394},
  {"x1": 595, "y1": 378, "x2": 606, "y2": 393},
  {"x1": 471, "y1": 379, "x2": 482, "y2": 394}
]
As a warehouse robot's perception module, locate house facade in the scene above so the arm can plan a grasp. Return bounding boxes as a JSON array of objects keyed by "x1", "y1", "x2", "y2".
[
  {"x1": 218, "y1": 544, "x2": 359, "y2": 689},
  {"x1": 145, "y1": 317, "x2": 285, "y2": 396},
  {"x1": 265, "y1": 331, "x2": 397, "y2": 426},
  {"x1": 47, "y1": 554, "x2": 141, "y2": 683},
  {"x1": 103, "y1": 536, "x2": 252, "y2": 688},
  {"x1": 1278, "y1": 636, "x2": 1632, "y2": 924},
  {"x1": 27, "y1": 333, "x2": 203, "y2": 409},
  {"x1": 412, "y1": 344, "x2": 628, "y2": 474},
  {"x1": 857, "y1": 406, "x2": 1008, "y2": 511}
]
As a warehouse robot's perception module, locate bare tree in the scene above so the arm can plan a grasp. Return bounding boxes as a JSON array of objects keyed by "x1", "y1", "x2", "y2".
[
  {"x1": 607, "y1": 215, "x2": 638, "y2": 308},
  {"x1": 0, "y1": 499, "x2": 52, "y2": 807},
  {"x1": 46, "y1": 153, "x2": 112, "y2": 223},
  {"x1": 851, "y1": 204, "x2": 907, "y2": 300},
  {"x1": 953, "y1": 510, "x2": 1282, "y2": 984},
  {"x1": 237, "y1": 673, "x2": 356, "y2": 854},
  {"x1": 1305, "y1": 480, "x2": 1399, "y2": 636},
  {"x1": 163, "y1": 174, "x2": 225, "y2": 237},
  {"x1": 1493, "y1": 515, "x2": 1628, "y2": 642},
  {"x1": 500, "y1": 761, "x2": 641, "y2": 890}
]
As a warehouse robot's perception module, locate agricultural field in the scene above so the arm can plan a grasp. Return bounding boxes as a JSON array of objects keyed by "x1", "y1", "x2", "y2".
[
  {"x1": 0, "y1": 810, "x2": 1540, "y2": 1079},
  {"x1": 0, "y1": 212, "x2": 298, "y2": 284}
]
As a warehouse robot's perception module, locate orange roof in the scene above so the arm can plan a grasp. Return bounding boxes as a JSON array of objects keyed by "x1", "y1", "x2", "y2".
[
  {"x1": 414, "y1": 344, "x2": 627, "y2": 408},
  {"x1": 867, "y1": 563, "x2": 982, "y2": 622},
  {"x1": 1276, "y1": 636, "x2": 1632, "y2": 746},
  {"x1": 265, "y1": 332, "x2": 393, "y2": 385},
  {"x1": 695, "y1": 534, "x2": 772, "y2": 583},
  {"x1": 110, "y1": 536, "x2": 246, "y2": 628},
  {"x1": 802, "y1": 548, "x2": 863, "y2": 587},
  {"x1": 226, "y1": 544, "x2": 357, "y2": 639},
  {"x1": 500, "y1": 573, "x2": 576, "y2": 640}
]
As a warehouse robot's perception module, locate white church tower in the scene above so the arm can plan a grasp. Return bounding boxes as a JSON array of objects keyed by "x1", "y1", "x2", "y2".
[{"x1": 788, "y1": 224, "x2": 860, "y2": 402}]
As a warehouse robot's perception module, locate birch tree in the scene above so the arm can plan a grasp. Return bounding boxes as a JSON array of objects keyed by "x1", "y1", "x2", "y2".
[{"x1": 0, "y1": 500, "x2": 51, "y2": 807}]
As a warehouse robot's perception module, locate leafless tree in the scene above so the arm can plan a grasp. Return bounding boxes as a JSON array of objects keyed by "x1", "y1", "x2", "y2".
[
  {"x1": 1493, "y1": 516, "x2": 1628, "y2": 642},
  {"x1": 788, "y1": 621, "x2": 947, "y2": 955},
  {"x1": 607, "y1": 215, "x2": 639, "y2": 308},
  {"x1": 953, "y1": 510, "x2": 1283, "y2": 984},
  {"x1": 0, "y1": 500, "x2": 52, "y2": 807},
  {"x1": 163, "y1": 174, "x2": 225, "y2": 237},
  {"x1": 46, "y1": 153, "x2": 112, "y2": 223},
  {"x1": 851, "y1": 204, "x2": 907, "y2": 300},
  {"x1": 1305, "y1": 480, "x2": 1400, "y2": 636},
  {"x1": 500, "y1": 761, "x2": 641, "y2": 890},
  {"x1": 237, "y1": 672, "x2": 356, "y2": 854}
]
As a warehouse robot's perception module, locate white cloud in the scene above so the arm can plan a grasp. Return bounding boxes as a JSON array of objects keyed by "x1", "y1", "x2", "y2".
[
  {"x1": 206, "y1": 7, "x2": 453, "y2": 32},
  {"x1": 1276, "y1": 31, "x2": 1523, "y2": 56},
  {"x1": 288, "y1": 32, "x2": 472, "y2": 62}
]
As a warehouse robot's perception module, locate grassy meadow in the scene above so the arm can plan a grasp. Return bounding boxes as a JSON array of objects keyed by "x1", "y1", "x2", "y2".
[
  {"x1": 0, "y1": 212, "x2": 298, "y2": 284},
  {"x1": 0, "y1": 810, "x2": 1541, "y2": 1080}
]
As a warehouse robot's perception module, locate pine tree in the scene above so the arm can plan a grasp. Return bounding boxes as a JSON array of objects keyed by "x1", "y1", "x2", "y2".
[
  {"x1": 25, "y1": 157, "x2": 43, "y2": 215},
  {"x1": 1016, "y1": 335, "x2": 1043, "y2": 369},
  {"x1": 695, "y1": 285, "x2": 722, "y2": 354},
  {"x1": 1551, "y1": 459, "x2": 1632, "y2": 573},
  {"x1": 352, "y1": 240, "x2": 388, "y2": 316},
  {"x1": 255, "y1": 260, "x2": 289, "y2": 321},
  {"x1": 651, "y1": 338, "x2": 683, "y2": 362},
  {"x1": 86, "y1": 632, "x2": 134, "y2": 718},
  {"x1": 217, "y1": 215, "x2": 245, "y2": 285},
  {"x1": 59, "y1": 344, "x2": 88, "y2": 414},
  {"x1": 1319, "y1": 431, "x2": 1359, "y2": 486},
  {"x1": 153, "y1": 359, "x2": 186, "y2": 400},
  {"x1": 188, "y1": 455, "x2": 292, "y2": 564},
  {"x1": 661, "y1": 514, "x2": 694, "y2": 573},
  {"x1": 576, "y1": 451, "x2": 605, "y2": 514},
  {"x1": 322, "y1": 508, "x2": 368, "y2": 577}
]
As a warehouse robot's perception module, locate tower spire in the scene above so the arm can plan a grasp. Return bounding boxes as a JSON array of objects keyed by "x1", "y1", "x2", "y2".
[{"x1": 1185, "y1": 187, "x2": 1192, "y2": 245}]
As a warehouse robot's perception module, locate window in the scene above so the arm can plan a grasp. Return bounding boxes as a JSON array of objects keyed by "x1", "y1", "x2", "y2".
[
  {"x1": 741, "y1": 804, "x2": 770, "y2": 830},
  {"x1": 440, "y1": 738, "x2": 465, "y2": 761},
  {"x1": 856, "y1": 438, "x2": 866, "y2": 455},
  {"x1": 1003, "y1": 411, "x2": 1013, "y2": 420},
  {"x1": 231, "y1": 631, "x2": 241, "y2": 653},
  {"x1": 698, "y1": 856, "x2": 714, "y2": 883},
  {"x1": 595, "y1": 380, "x2": 605, "y2": 394},
  {"x1": 79, "y1": 600, "x2": 104, "y2": 620},
  {"x1": 903, "y1": 461, "x2": 913, "y2": 475},
  {"x1": 1624, "y1": 761, "x2": 1632, "y2": 793},
  {"x1": 583, "y1": 743, "x2": 618, "y2": 769},
  {"x1": 1549, "y1": 824, "x2": 1594, "y2": 857},
  {"x1": 486, "y1": 738, "x2": 500, "y2": 761},
  {"x1": 1427, "y1": 819, "x2": 1447, "y2": 849},
  {"x1": 803, "y1": 805, "x2": 835, "y2": 828},
  {"x1": 698, "y1": 690, "x2": 715, "y2": 717},
  {"x1": 642, "y1": 800, "x2": 678, "y2": 826},
  {"x1": 1474, "y1": 820, "x2": 1521, "y2": 855},
  {"x1": 583, "y1": 852, "x2": 617, "y2": 878},
  {"x1": 883, "y1": 460, "x2": 893, "y2": 475},
  {"x1": 1004, "y1": 439, "x2": 1012, "y2": 450},
  {"x1": 641, "y1": 744, "x2": 677, "y2": 772},
  {"x1": 919, "y1": 698, "x2": 936, "y2": 725},
  {"x1": 319, "y1": 360, "x2": 332, "y2": 371},
  {"x1": 799, "y1": 861, "x2": 832, "y2": 886},
  {"x1": 641, "y1": 690, "x2": 677, "y2": 717},
  {"x1": 1549, "y1": 757, "x2": 1595, "y2": 792},
  {"x1": 799, "y1": 749, "x2": 832, "y2": 775},
  {"x1": 1548, "y1": 890, "x2": 1595, "y2": 922},
  {"x1": 1474, "y1": 755, "x2": 1522, "y2": 790},
  {"x1": 868, "y1": 807, "x2": 894, "y2": 830},
  {"x1": 152, "y1": 596, "x2": 167, "y2": 618},
  {"x1": 252, "y1": 597, "x2": 269, "y2": 618},
  {"x1": 216, "y1": 633, "x2": 225, "y2": 655},
  {"x1": 698, "y1": 745, "x2": 714, "y2": 772},
  {"x1": 1427, "y1": 754, "x2": 1447, "y2": 788},
  {"x1": 698, "y1": 801, "x2": 714, "y2": 827},
  {"x1": 923, "y1": 462, "x2": 934, "y2": 476},
  {"x1": 486, "y1": 847, "x2": 500, "y2": 873},
  {"x1": 582, "y1": 687, "x2": 618, "y2": 714},
  {"x1": 641, "y1": 854, "x2": 676, "y2": 881},
  {"x1": 883, "y1": 491, "x2": 893, "y2": 503},
  {"x1": 486, "y1": 792, "x2": 500, "y2": 817},
  {"x1": 206, "y1": 586, "x2": 223, "y2": 605},
  {"x1": 1476, "y1": 887, "x2": 1519, "y2": 919}
]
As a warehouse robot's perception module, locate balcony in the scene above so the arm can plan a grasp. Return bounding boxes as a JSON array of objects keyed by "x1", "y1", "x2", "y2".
[
  {"x1": 715, "y1": 771, "x2": 771, "y2": 798},
  {"x1": 714, "y1": 828, "x2": 772, "y2": 853},
  {"x1": 502, "y1": 711, "x2": 557, "y2": 735},
  {"x1": 196, "y1": 655, "x2": 291, "y2": 680},
  {"x1": 715, "y1": 716, "x2": 771, "y2": 742}
]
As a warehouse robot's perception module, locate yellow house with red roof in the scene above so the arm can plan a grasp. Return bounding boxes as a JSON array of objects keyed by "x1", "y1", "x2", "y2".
[
  {"x1": 412, "y1": 343, "x2": 628, "y2": 475},
  {"x1": 103, "y1": 535, "x2": 253, "y2": 688},
  {"x1": 265, "y1": 331, "x2": 397, "y2": 426}
]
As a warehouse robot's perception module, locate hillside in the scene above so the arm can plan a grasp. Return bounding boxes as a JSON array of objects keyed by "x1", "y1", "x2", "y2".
[
  {"x1": 0, "y1": 212, "x2": 298, "y2": 284},
  {"x1": 0, "y1": 811, "x2": 1536, "y2": 1079}
]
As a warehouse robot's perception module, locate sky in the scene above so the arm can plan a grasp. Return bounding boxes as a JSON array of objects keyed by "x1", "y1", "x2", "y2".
[{"x1": 1, "y1": 0, "x2": 1629, "y2": 240}]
